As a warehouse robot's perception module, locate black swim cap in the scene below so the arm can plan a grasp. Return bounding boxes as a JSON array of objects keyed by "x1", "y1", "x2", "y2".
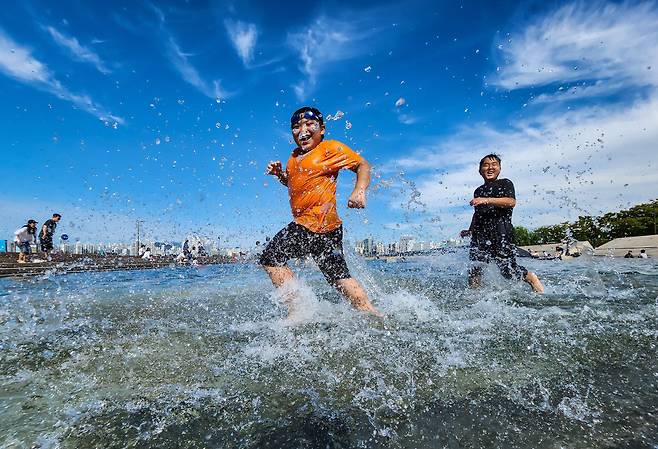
[{"x1": 290, "y1": 106, "x2": 323, "y2": 127}]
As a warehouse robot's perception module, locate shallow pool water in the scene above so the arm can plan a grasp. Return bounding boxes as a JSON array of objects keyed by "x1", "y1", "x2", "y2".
[{"x1": 1, "y1": 252, "x2": 657, "y2": 448}]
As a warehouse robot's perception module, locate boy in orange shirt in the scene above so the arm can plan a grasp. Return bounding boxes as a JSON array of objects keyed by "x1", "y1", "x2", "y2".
[{"x1": 260, "y1": 106, "x2": 380, "y2": 316}]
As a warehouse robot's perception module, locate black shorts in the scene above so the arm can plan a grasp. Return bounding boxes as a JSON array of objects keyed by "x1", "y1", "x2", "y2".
[
  {"x1": 469, "y1": 243, "x2": 528, "y2": 280},
  {"x1": 40, "y1": 238, "x2": 54, "y2": 251},
  {"x1": 259, "y1": 222, "x2": 351, "y2": 284}
]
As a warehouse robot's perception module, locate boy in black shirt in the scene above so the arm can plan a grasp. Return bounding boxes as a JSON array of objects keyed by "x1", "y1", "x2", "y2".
[{"x1": 461, "y1": 155, "x2": 544, "y2": 293}]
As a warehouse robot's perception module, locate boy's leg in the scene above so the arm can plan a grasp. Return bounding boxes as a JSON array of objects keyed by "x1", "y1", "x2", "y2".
[
  {"x1": 259, "y1": 223, "x2": 310, "y2": 313},
  {"x1": 468, "y1": 266, "x2": 482, "y2": 288},
  {"x1": 495, "y1": 250, "x2": 544, "y2": 293},
  {"x1": 334, "y1": 277, "x2": 381, "y2": 316},
  {"x1": 312, "y1": 226, "x2": 381, "y2": 316},
  {"x1": 468, "y1": 246, "x2": 486, "y2": 288},
  {"x1": 263, "y1": 265, "x2": 294, "y2": 287},
  {"x1": 523, "y1": 271, "x2": 544, "y2": 293}
]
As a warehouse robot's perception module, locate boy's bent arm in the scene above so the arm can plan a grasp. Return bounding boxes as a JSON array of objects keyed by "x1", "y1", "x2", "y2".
[
  {"x1": 486, "y1": 197, "x2": 516, "y2": 208},
  {"x1": 347, "y1": 159, "x2": 371, "y2": 209},
  {"x1": 277, "y1": 171, "x2": 288, "y2": 186},
  {"x1": 470, "y1": 197, "x2": 516, "y2": 208},
  {"x1": 351, "y1": 159, "x2": 371, "y2": 192}
]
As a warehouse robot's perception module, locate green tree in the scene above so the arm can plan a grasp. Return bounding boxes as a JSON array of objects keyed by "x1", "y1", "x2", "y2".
[
  {"x1": 533, "y1": 223, "x2": 569, "y2": 244},
  {"x1": 523, "y1": 199, "x2": 657, "y2": 247},
  {"x1": 514, "y1": 226, "x2": 537, "y2": 246}
]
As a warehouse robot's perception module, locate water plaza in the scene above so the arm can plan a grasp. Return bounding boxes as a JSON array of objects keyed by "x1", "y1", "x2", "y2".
[{"x1": 2, "y1": 1, "x2": 658, "y2": 448}]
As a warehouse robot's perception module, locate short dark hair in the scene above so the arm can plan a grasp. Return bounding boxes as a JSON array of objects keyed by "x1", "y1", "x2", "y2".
[
  {"x1": 479, "y1": 154, "x2": 501, "y2": 168},
  {"x1": 290, "y1": 106, "x2": 323, "y2": 127},
  {"x1": 53, "y1": 213, "x2": 62, "y2": 218}
]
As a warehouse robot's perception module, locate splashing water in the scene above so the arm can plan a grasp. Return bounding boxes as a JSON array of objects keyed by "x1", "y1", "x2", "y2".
[{"x1": 0, "y1": 255, "x2": 657, "y2": 448}]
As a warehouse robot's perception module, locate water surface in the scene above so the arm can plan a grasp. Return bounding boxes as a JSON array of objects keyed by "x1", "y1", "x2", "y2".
[{"x1": 1, "y1": 252, "x2": 657, "y2": 448}]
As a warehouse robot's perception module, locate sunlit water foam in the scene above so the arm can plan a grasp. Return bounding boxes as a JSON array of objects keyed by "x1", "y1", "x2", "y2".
[{"x1": 0, "y1": 257, "x2": 657, "y2": 448}]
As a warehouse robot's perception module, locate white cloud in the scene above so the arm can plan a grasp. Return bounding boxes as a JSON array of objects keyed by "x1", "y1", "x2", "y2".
[
  {"x1": 494, "y1": 1, "x2": 658, "y2": 91},
  {"x1": 531, "y1": 80, "x2": 627, "y2": 104},
  {"x1": 397, "y1": 113, "x2": 419, "y2": 125},
  {"x1": 224, "y1": 19, "x2": 258, "y2": 66},
  {"x1": 382, "y1": 1, "x2": 658, "y2": 239},
  {"x1": 165, "y1": 37, "x2": 228, "y2": 99},
  {"x1": 288, "y1": 15, "x2": 379, "y2": 101},
  {"x1": 392, "y1": 96, "x2": 658, "y2": 232},
  {"x1": 149, "y1": 4, "x2": 230, "y2": 100},
  {"x1": 0, "y1": 28, "x2": 123, "y2": 124},
  {"x1": 44, "y1": 25, "x2": 111, "y2": 74}
]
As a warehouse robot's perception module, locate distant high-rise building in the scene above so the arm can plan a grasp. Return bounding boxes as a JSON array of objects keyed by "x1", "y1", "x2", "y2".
[
  {"x1": 399, "y1": 235, "x2": 416, "y2": 253},
  {"x1": 363, "y1": 237, "x2": 374, "y2": 256}
]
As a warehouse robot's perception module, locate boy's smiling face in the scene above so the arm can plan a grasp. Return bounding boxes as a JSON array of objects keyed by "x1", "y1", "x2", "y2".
[
  {"x1": 479, "y1": 157, "x2": 501, "y2": 182},
  {"x1": 292, "y1": 118, "x2": 325, "y2": 152}
]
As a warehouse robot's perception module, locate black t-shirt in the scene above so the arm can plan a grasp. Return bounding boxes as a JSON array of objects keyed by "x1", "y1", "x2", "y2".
[
  {"x1": 471, "y1": 178, "x2": 516, "y2": 246},
  {"x1": 42, "y1": 219, "x2": 57, "y2": 240}
]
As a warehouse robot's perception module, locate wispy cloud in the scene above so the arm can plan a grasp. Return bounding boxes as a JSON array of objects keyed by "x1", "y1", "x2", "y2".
[
  {"x1": 224, "y1": 19, "x2": 258, "y2": 67},
  {"x1": 149, "y1": 4, "x2": 230, "y2": 100},
  {"x1": 44, "y1": 25, "x2": 111, "y2": 74},
  {"x1": 0, "y1": 28, "x2": 123, "y2": 124},
  {"x1": 288, "y1": 15, "x2": 380, "y2": 101},
  {"x1": 531, "y1": 80, "x2": 627, "y2": 104},
  {"x1": 494, "y1": 1, "x2": 658, "y2": 92},
  {"x1": 397, "y1": 113, "x2": 419, "y2": 125},
  {"x1": 385, "y1": 0, "x2": 658, "y2": 237},
  {"x1": 391, "y1": 97, "x2": 658, "y2": 231},
  {"x1": 165, "y1": 37, "x2": 228, "y2": 99}
]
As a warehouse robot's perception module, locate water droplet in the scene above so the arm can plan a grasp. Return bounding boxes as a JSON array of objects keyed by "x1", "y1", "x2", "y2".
[
  {"x1": 215, "y1": 122, "x2": 221, "y2": 128},
  {"x1": 177, "y1": 99, "x2": 185, "y2": 105},
  {"x1": 475, "y1": 49, "x2": 480, "y2": 54},
  {"x1": 464, "y1": 108, "x2": 469, "y2": 113},
  {"x1": 155, "y1": 138, "x2": 161, "y2": 145},
  {"x1": 215, "y1": 97, "x2": 221, "y2": 103},
  {"x1": 364, "y1": 65, "x2": 372, "y2": 72},
  {"x1": 395, "y1": 97, "x2": 406, "y2": 107},
  {"x1": 326, "y1": 111, "x2": 345, "y2": 121},
  {"x1": 345, "y1": 120, "x2": 352, "y2": 130},
  {"x1": 225, "y1": 124, "x2": 230, "y2": 130}
]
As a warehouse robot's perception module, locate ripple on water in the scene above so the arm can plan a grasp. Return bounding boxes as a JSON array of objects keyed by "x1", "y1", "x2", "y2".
[{"x1": 1, "y1": 258, "x2": 657, "y2": 448}]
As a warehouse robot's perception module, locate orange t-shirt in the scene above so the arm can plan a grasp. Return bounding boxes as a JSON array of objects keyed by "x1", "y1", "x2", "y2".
[{"x1": 286, "y1": 139, "x2": 364, "y2": 233}]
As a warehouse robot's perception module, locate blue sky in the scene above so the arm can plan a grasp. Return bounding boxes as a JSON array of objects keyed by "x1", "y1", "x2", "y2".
[{"x1": 1, "y1": 0, "x2": 657, "y2": 246}]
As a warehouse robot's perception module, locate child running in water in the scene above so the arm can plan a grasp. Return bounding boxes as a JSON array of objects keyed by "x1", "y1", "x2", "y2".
[
  {"x1": 260, "y1": 106, "x2": 381, "y2": 316},
  {"x1": 461, "y1": 154, "x2": 544, "y2": 293}
]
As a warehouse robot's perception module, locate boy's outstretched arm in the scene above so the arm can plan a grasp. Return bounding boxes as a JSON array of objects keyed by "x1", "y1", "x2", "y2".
[
  {"x1": 348, "y1": 159, "x2": 371, "y2": 209},
  {"x1": 266, "y1": 160, "x2": 288, "y2": 186}
]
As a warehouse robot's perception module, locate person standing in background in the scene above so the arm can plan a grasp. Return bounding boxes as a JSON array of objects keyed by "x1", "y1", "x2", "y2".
[
  {"x1": 40, "y1": 213, "x2": 61, "y2": 261},
  {"x1": 15, "y1": 220, "x2": 38, "y2": 264}
]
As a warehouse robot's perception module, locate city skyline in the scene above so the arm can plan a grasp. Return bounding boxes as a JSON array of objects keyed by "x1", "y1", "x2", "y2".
[{"x1": 2, "y1": 1, "x2": 658, "y2": 245}]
